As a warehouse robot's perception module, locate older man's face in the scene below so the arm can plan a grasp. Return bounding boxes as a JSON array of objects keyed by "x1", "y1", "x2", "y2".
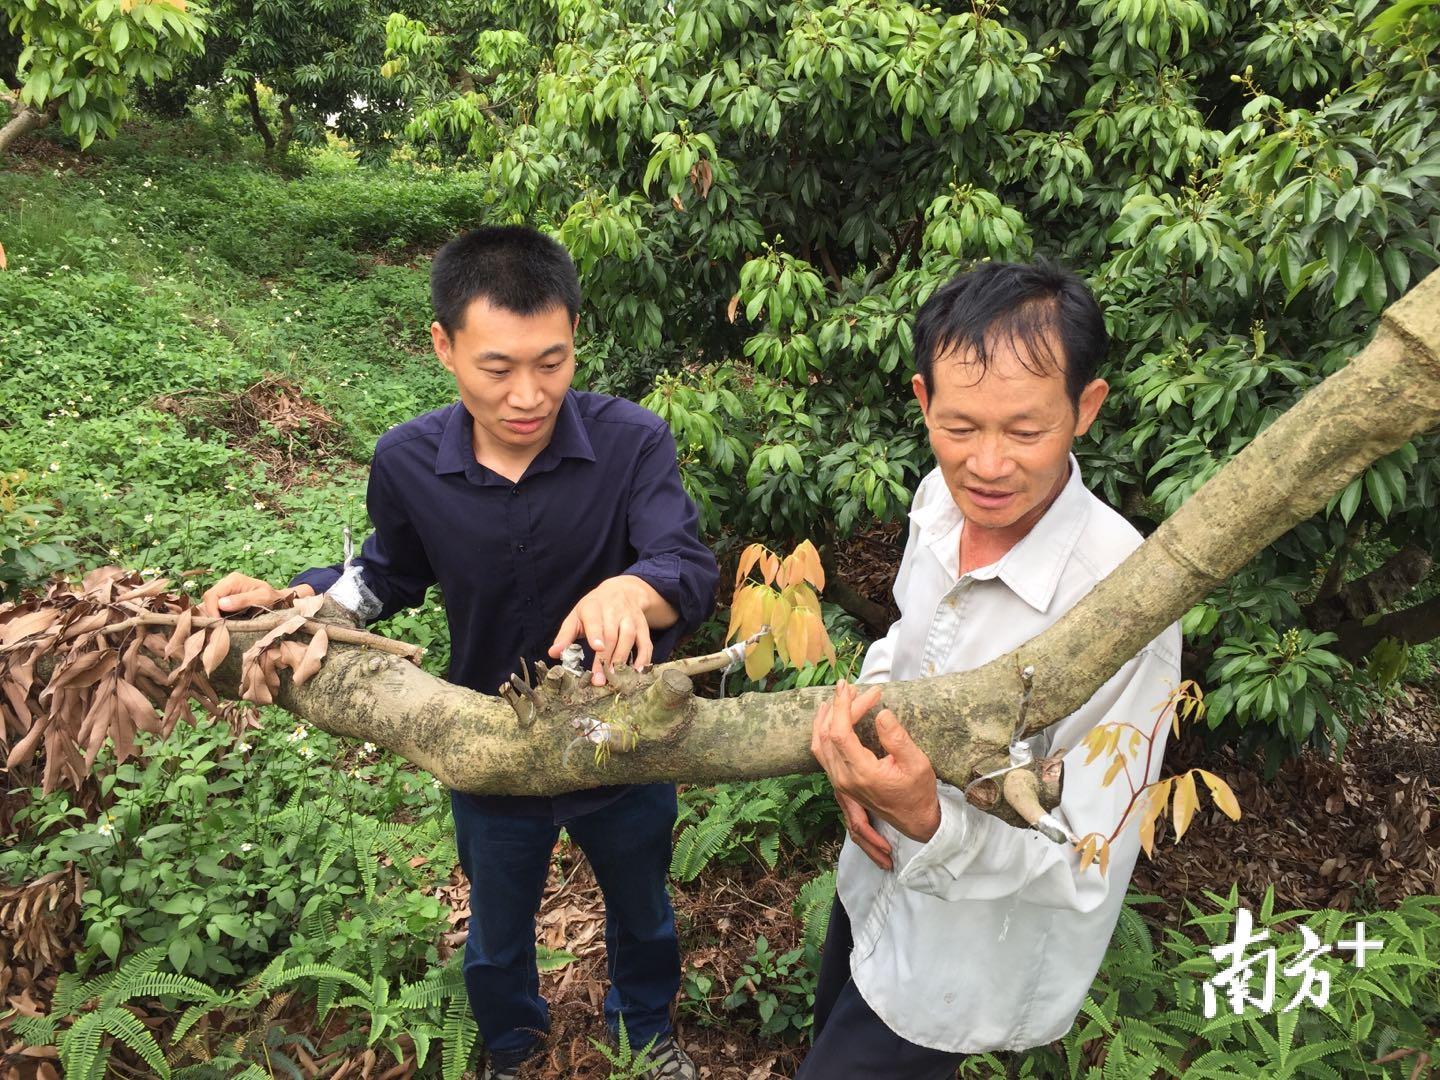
[{"x1": 912, "y1": 336, "x2": 1108, "y2": 539}]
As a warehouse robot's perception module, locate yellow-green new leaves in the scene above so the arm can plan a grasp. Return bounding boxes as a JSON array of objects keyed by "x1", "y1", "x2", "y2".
[
  {"x1": 1075, "y1": 679, "x2": 1241, "y2": 869},
  {"x1": 727, "y1": 540, "x2": 835, "y2": 679}
]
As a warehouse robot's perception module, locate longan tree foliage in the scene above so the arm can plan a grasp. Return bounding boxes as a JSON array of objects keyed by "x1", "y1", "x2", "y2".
[{"x1": 384, "y1": 0, "x2": 1440, "y2": 757}]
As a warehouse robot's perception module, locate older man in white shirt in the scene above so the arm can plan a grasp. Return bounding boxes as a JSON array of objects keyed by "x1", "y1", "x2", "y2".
[{"x1": 800, "y1": 261, "x2": 1182, "y2": 1078}]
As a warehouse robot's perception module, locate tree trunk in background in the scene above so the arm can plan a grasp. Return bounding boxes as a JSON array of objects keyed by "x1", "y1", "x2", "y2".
[
  {"x1": 242, "y1": 81, "x2": 275, "y2": 153},
  {"x1": 0, "y1": 97, "x2": 57, "y2": 155}
]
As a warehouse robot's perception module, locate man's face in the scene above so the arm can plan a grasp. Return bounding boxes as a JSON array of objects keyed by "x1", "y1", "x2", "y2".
[
  {"x1": 432, "y1": 299, "x2": 577, "y2": 459},
  {"x1": 912, "y1": 336, "x2": 1108, "y2": 537}
]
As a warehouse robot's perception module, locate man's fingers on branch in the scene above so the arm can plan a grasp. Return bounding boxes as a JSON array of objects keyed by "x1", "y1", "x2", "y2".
[
  {"x1": 200, "y1": 573, "x2": 283, "y2": 618},
  {"x1": 547, "y1": 609, "x2": 584, "y2": 660},
  {"x1": 633, "y1": 621, "x2": 653, "y2": 672},
  {"x1": 875, "y1": 708, "x2": 923, "y2": 764}
]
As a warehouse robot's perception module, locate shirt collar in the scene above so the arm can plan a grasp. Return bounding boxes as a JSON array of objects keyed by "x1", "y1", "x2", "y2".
[
  {"x1": 434, "y1": 391, "x2": 597, "y2": 477},
  {"x1": 911, "y1": 455, "x2": 1091, "y2": 613}
]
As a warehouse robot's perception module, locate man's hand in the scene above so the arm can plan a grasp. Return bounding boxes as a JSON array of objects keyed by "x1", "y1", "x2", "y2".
[
  {"x1": 200, "y1": 573, "x2": 313, "y2": 618},
  {"x1": 811, "y1": 679, "x2": 942, "y2": 868},
  {"x1": 547, "y1": 574, "x2": 677, "y2": 686}
]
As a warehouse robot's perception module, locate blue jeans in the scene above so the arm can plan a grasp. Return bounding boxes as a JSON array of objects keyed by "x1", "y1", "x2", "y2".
[{"x1": 451, "y1": 783, "x2": 681, "y2": 1069}]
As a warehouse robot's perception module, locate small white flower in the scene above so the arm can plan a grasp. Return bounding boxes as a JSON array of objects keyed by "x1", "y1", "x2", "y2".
[
  {"x1": 362, "y1": 742, "x2": 376, "y2": 754},
  {"x1": 97, "y1": 817, "x2": 115, "y2": 837},
  {"x1": 240, "y1": 842, "x2": 253, "y2": 852},
  {"x1": 143, "y1": 513, "x2": 154, "y2": 524},
  {"x1": 286, "y1": 724, "x2": 309, "y2": 743},
  {"x1": 236, "y1": 741, "x2": 252, "y2": 753},
  {"x1": 242, "y1": 542, "x2": 252, "y2": 551},
  {"x1": 224, "y1": 483, "x2": 236, "y2": 491},
  {"x1": 100, "y1": 491, "x2": 111, "y2": 500},
  {"x1": 298, "y1": 744, "x2": 313, "y2": 758},
  {"x1": 59, "y1": 265, "x2": 69, "y2": 271},
  {"x1": 143, "y1": 178, "x2": 152, "y2": 188},
  {"x1": 263, "y1": 547, "x2": 275, "y2": 555},
  {"x1": 252, "y1": 501, "x2": 264, "y2": 511},
  {"x1": 59, "y1": 440, "x2": 68, "y2": 448},
  {"x1": 283, "y1": 316, "x2": 291, "y2": 323},
  {"x1": 108, "y1": 547, "x2": 120, "y2": 557},
  {"x1": 48, "y1": 462, "x2": 60, "y2": 472}
]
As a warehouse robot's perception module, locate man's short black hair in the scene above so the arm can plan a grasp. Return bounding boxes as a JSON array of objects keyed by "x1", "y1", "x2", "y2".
[
  {"x1": 430, "y1": 225, "x2": 581, "y2": 335},
  {"x1": 911, "y1": 260, "x2": 1107, "y2": 407}
]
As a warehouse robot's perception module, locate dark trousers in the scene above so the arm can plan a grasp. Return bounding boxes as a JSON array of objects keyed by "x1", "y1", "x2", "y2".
[
  {"x1": 451, "y1": 783, "x2": 681, "y2": 1069},
  {"x1": 796, "y1": 897, "x2": 970, "y2": 1080}
]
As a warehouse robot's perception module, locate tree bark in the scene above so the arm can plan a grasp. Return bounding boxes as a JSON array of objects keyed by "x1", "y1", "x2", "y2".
[
  {"x1": 242, "y1": 81, "x2": 275, "y2": 153},
  {"x1": 1333, "y1": 594, "x2": 1440, "y2": 662},
  {"x1": 1308, "y1": 543, "x2": 1434, "y2": 631},
  {"x1": 276, "y1": 96, "x2": 295, "y2": 156},
  {"x1": 174, "y1": 269, "x2": 1440, "y2": 803},
  {"x1": 0, "y1": 96, "x2": 58, "y2": 155}
]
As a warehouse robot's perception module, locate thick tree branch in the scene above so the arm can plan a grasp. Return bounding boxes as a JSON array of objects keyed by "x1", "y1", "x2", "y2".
[
  {"x1": 1308, "y1": 544, "x2": 1434, "y2": 630},
  {"x1": 11, "y1": 271, "x2": 1440, "y2": 828},
  {"x1": 241, "y1": 269, "x2": 1439, "y2": 791},
  {"x1": 0, "y1": 97, "x2": 58, "y2": 155},
  {"x1": 1332, "y1": 594, "x2": 1440, "y2": 662}
]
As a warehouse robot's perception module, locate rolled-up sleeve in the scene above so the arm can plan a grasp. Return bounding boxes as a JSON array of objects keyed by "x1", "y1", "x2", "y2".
[
  {"x1": 290, "y1": 453, "x2": 437, "y2": 622},
  {"x1": 619, "y1": 425, "x2": 719, "y2": 648},
  {"x1": 892, "y1": 641, "x2": 1180, "y2": 912}
]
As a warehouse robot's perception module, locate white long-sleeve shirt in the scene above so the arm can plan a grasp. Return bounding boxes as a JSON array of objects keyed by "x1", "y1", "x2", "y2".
[{"x1": 838, "y1": 458, "x2": 1182, "y2": 1053}]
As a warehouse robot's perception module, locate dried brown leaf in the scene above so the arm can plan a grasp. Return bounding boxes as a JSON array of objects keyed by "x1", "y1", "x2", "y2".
[
  {"x1": 115, "y1": 677, "x2": 161, "y2": 736},
  {"x1": 201, "y1": 621, "x2": 231, "y2": 675},
  {"x1": 164, "y1": 608, "x2": 193, "y2": 660},
  {"x1": 115, "y1": 578, "x2": 172, "y2": 603},
  {"x1": 290, "y1": 593, "x2": 326, "y2": 619},
  {"x1": 291, "y1": 626, "x2": 329, "y2": 685},
  {"x1": 0, "y1": 608, "x2": 61, "y2": 647}
]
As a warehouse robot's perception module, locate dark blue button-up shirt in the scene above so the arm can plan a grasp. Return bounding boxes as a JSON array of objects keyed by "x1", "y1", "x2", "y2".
[{"x1": 293, "y1": 389, "x2": 719, "y2": 820}]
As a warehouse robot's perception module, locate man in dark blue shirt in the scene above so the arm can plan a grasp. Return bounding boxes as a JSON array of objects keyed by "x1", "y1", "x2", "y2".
[{"x1": 201, "y1": 226, "x2": 718, "y2": 1080}]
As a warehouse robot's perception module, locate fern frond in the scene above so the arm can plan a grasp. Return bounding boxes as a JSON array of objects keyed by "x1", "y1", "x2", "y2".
[
  {"x1": 264, "y1": 962, "x2": 370, "y2": 995},
  {"x1": 795, "y1": 869, "x2": 837, "y2": 954},
  {"x1": 441, "y1": 993, "x2": 478, "y2": 1080},
  {"x1": 116, "y1": 972, "x2": 224, "y2": 1004},
  {"x1": 58, "y1": 1010, "x2": 109, "y2": 1080},
  {"x1": 101, "y1": 1005, "x2": 170, "y2": 1078}
]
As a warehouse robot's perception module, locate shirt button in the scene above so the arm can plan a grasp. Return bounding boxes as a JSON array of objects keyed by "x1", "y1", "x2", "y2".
[
  {"x1": 511, "y1": 486, "x2": 521, "y2": 496},
  {"x1": 517, "y1": 543, "x2": 527, "y2": 553},
  {"x1": 944, "y1": 992, "x2": 956, "y2": 1005}
]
